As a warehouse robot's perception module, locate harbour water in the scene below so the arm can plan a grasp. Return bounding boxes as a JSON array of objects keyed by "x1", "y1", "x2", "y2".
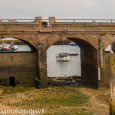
[
  {"x1": 47, "y1": 45, "x2": 81, "y2": 77},
  {"x1": 17, "y1": 46, "x2": 31, "y2": 51}
]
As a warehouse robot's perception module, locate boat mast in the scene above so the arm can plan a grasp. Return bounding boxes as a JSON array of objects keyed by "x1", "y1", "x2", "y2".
[{"x1": 62, "y1": 39, "x2": 64, "y2": 52}]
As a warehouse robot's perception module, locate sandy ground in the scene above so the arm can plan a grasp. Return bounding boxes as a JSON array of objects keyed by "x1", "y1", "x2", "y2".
[
  {"x1": 77, "y1": 87, "x2": 109, "y2": 115},
  {"x1": 0, "y1": 86, "x2": 109, "y2": 115}
]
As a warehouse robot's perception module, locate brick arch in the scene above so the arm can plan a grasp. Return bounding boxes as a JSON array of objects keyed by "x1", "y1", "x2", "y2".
[
  {"x1": 48, "y1": 35, "x2": 98, "y2": 50},
  {"x1": 67, "y1": 37, "x2": 97, "y2": 50},
  {"x1": 0, "y1": 35, "x2": 39, "y2": 86},
  {"x1": 47, "y1": 35, "x2": 98, "y2": 88},
  {"x1": 102, "y1": 35, "x2": 115, "y2": 50},
  {"x1": 1, "y1": 35, "x2": 37, "y2": 50}
]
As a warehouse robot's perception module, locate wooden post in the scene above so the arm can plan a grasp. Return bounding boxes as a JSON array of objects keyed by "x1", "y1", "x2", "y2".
[{"x1": 109, "y1": 55, "x2": 115, "y2": 115}]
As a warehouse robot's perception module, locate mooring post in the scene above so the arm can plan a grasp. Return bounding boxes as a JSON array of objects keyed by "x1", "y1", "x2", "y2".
[{"x1": 109, "y1": 55, "x2": 115, "y2": 115}]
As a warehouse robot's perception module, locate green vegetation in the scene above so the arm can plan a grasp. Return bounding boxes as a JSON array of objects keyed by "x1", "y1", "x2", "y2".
[
  {"x1": 60, "y1": 34, "x2": 62, "y2": 37},
  {"x1": 15, "y1": 80, "x2": 20, "y2": 85},
  {"x1": 39, "y1": 68, "x2": 47, "y2": 77},
  {"x1": 0, "y1": 86, "x2": 31, "y2": 94},
  {"x1": 35, "y1": 78, "x2": 41, "y2": 89},
  {"x1": 0, "y1": 79, "x2": 7, "y2": 86},
  {"x1": 39, "y1": 68, "x2": 48, "y2": 87},
  {"x1": 29, "y1": 86, "x2": 89, "y2": 107},
  {"x1": 100, "y1": 34, "x2": 105, "y2": 36}
]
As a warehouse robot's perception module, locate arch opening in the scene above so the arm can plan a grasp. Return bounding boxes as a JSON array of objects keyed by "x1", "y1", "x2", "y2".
[
  {"x1": 0, "y1": 37, "x2": 38, "y2": 86},
  {"x1": 0, "y1": 38, "x2": 36, "y2": 52},
  {"x1": 47, "y1": 37, "x2": 98, "y2": 88}
]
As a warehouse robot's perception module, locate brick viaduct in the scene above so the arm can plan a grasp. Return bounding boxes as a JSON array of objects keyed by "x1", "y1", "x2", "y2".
[{"x1": 0, "y1": 17, "x2": 114, "y2": 88}]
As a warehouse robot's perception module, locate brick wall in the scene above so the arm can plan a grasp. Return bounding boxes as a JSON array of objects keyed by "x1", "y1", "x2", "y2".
[{"x1": 0, "y1": 52, "x2": 37, "y2": 86}]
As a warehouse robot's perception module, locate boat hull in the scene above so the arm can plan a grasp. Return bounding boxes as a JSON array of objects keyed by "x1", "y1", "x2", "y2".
[
  {"x1": 57, "y1": 60, "x2": 70, "y2": 62},
  {"x1": 56, "y1": 56, "x2": 70, "y2": 62},
  {"x1": 70, "y1": 42, "x2": 77, "y2": 46},
  {"x1": 69, "y1": 54, "x2": 78, "y2": 56}
]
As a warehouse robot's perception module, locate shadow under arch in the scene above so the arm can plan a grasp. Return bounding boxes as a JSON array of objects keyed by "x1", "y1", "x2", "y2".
[
  {"x1": 68, "y1": 38, "x2": 98, "y2": 88},
  {"x1": 49, "y1": 36, "x2": 97, "y2": 50},
  {"x1": 104, "y1": 41, "x2": 114, "y2": 88},
  {"x1": 67, "y1": 37, "x2": 96, "y2": 50}
]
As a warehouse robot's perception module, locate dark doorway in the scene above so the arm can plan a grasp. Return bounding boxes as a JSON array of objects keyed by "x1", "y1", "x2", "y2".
[{"x1": 10, "y1": 77, "x2": 15, "y2": 86}]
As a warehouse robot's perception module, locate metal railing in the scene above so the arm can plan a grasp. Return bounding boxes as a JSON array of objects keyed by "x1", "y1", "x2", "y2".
[
  {"x1": 55, "y1": 19, "x2": 115, "y2": 23},
  {"x1": 0, "y1": 19, "x2": 115, "y2": 23},
  {"x1": 0, "y1": 19, "x2": 35, "y2": 22}
]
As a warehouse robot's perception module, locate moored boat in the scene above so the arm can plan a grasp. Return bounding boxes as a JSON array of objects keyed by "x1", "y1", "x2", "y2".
[
  {"x1": 10, "y1": 45, "x2": 18, "y2": 50},
  {"x1": 68, "y1": 52, "x2": 78, "y2": 56},
  {"x1": 68, "y1": 43, "x2": 78, "y2": 56},
  {"x1": 0, "y1": 44, "x2": 11, "y2": 51},
  {"x1": 56, "y1": 52, "x2": 70, "y2": 62},
  {"x1": 0, "y1": 43, "x2": 18, "y2": 51},
  {"x1": 70, "y1": 42, "x2": 77, "y2": 46}
]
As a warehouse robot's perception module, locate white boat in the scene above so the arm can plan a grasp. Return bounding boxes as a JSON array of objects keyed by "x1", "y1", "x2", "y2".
[
  {"x1": 0, "y1": 44, "x2": 11, "y2": 51},
  {"x1": 0, "y1": 41, "x2": 18, "y2": 51},
  {"x1": 10, "y1": 45, "x2": 18, "y2": 50},
  {"x1": 56, "y1": 52, "x2": 70, "y2": 62}
]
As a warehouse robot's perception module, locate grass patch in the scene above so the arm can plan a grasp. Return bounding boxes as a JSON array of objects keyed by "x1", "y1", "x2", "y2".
[
  {"x1": 29, "y1": 86, "x2": 89, "y2": 107},
  {"x1": 1, "y1": 86, "x2": 31, "y2": 94}
]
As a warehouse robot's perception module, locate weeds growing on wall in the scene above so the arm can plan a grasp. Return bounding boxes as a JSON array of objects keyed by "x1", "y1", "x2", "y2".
[{"x1": 35, "y1": 78, "x2": 41, "y2": 89}]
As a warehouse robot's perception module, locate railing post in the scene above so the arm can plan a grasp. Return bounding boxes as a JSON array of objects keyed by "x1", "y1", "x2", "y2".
[
  {"x1": 111, "y1": 19, "x2": 113, "y2": 23},
  {"x1": 49, "y1": 17, "x2": 55, "y2": 30},
  {"x1": 35, "y1": 17, "x2": 42, "y2": 29},
  {"x1": 109, "y1": 55, "x2": 115, "y2": 115}
]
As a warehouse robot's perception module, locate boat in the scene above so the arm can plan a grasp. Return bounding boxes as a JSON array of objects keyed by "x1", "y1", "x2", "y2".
[
  {"x1": 10, "y1": 44, "x2": 18, "y2": 50},
  {"x1": 68, "y1": 44, "x2": 78, "y2": 56},
  {"x1": 0, "y1": 42, "x2": 18, "y2": 51},
  {"x1": 0, "y1": 44, "x2": 11, "y2": 51},
  {"x1": 68, "y1": 52, "x2": 78, "y2": 56},
  {"x1": 56, "y1": 39, "x2": 71, "y2": 62},
  {"x1": 70, "y1": 42, "x2": 77, "y2": 46},
  {"x1": 56, "y1": 52, "x2": 70, "y2": 62}
]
